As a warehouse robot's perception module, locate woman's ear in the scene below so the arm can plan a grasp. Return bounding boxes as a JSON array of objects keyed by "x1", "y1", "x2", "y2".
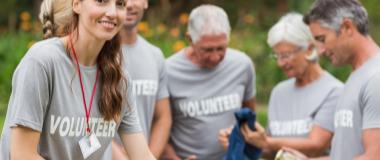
[
  {"x1": 305, "y1": 43, "x2": 319, "y2": 62},
  {"x1": 305, "y1": 48, "x2": 319, "y2": 62},
  {"x1": 72, "y1": 0, "x2": 81, "y2": 14}
]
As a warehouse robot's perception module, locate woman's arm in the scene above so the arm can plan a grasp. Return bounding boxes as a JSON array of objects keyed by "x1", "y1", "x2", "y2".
[
  {"x1": 149, "y1": 98, "x2": 172, "y2": 158},
  {"x1": 266, "y1": 125, "x2": 333, "y2": 157},
  {"x1": 10, "y1": 126, "x2": 44, "y2": 160},
  {"x1": 120, "y1": 132, "x2": 156, "y2": 160},
  {"x1": 111, "y1": 140, "x2": 129, "y2": 160},
  {"x1": 241, "y1": 123, "x2": 332, "y2": 157}
]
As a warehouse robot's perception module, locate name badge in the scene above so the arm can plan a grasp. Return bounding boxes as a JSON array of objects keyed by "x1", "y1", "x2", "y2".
[{"x1": 79, "y1": 133, "x2": 101, "y2": 159}]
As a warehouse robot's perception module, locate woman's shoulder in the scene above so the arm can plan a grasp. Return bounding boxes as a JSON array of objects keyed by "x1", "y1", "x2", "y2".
[
  {"x1": 320, "y1": 71, "x2": 344, "y2": 89},
  {"x1": 25, "y1": 37, "x2": 66, "y2": 63},
  {"x1": 273, "y1": 78, "x2": 295, "y2": 92}
]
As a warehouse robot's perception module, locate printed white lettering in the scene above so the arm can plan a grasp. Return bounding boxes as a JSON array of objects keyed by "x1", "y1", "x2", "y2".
[
  {"x1": 68, "y1": 117, "x2": 75, "y2": 137},
  {"x1": 50, "y1": 115, "x2": 61, "y2": 134},
  {"x1": 60, "y1": 117, "x2": 70, "y2": 136},
  {"x1": 334, "y1": 110, "x2": 354, "y2": 128},
  {"x1": 177, "y1": 94, "x2": 241, "y2": 117},
  {"x1": 132, "y1": 80, "x2": 158, "y2": 96},
  {"x1": 49, "y1": 115, "x2": 117, "y2": 138},
  {"x1": 108, "y1": 121, "x2": 116, "y2": 137},
  {"x1": 96, "y1": 119, "x2": 104, "y2": 136},
  {"x1": 269, "y1": 118, "x2": 312, "y2": 136}
]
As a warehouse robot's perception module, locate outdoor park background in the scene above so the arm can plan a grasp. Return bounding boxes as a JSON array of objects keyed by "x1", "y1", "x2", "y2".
[{"x1": 1, "y1": 0, "x2": 380, "y2": 130}]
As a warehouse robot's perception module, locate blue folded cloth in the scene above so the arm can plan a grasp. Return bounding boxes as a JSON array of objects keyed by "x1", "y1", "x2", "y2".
[{"x1": 224, "y1": 108, "x2": 262, "y2": 160}]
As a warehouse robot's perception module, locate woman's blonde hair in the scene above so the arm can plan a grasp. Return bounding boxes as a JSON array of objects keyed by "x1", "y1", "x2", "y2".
[{"x1": 39, "y1": 0, "x2": 73, "y2": 39}]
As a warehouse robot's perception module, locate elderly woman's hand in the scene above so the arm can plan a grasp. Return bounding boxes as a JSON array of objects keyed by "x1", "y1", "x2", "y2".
[
  {"x1": 280, "y1": 147, "x2": 310, "y2": 160},
  {"x1": 241, "y1": 122, "x2": 268, "y2": 149},
  {"x1": 218, "y1": 127, "x2": 233, "y2": 150}
]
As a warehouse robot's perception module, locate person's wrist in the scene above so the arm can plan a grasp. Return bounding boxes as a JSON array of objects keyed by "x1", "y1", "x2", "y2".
[{"x1": 264, "y1": 136, "x2": 274, "y2": 150}]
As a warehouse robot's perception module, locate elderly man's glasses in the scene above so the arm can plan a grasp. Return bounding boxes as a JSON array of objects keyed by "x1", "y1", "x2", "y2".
[
  {"x1": 198, "y1": 46, "x2": 227, "y2": 54},
  {"x1": 272, "y1": 47, "x2": 304, "y2": 61}
]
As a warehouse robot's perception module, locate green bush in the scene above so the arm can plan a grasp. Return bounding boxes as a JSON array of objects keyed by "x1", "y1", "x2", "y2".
[{"x1": 0, "y1": 31, "x2": 40, "y2": 114}]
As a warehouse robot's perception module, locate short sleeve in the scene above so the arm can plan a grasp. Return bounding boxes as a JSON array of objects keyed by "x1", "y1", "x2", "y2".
[
  {"x1": 7, "y1": 57, "x2": 50, "y2": 132},
  {"x1": 118, "y1": 75, "x2": 143, "y2": 134},
  {"x1": 361, "y1": 73, "x2": 380, "y2": 129},
  {"x1": 243, "y1": 58, "x2": 256, "y2": 101},
  {"x1": 314, "y1": 87, "x2": 343, "y2": 132},
  {"x1": 155, "y1": 50, "x2": 169, "y2": 101}
]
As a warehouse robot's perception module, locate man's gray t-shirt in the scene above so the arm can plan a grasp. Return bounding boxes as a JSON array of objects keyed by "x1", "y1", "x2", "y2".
[
  {"x1": 166, "y1": 48, "x2": 256, "y2": 160},
  {"x1": 331, "y1": 54, "x2": 380, "y2": 160},
  {"x1": 122, "y1": 35, "x2": 168, "y2": 139},
  {"x1": 0, "y1": 38, "x2": 142, "y2": 160},
  {"x1": 267, "y1": 72, "x2": 343, "y2": 138}
]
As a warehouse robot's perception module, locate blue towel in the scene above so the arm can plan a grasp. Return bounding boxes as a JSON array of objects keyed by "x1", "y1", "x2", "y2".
[{"x1": 224, "y1": 108, "x2": 262, "y2": 160}]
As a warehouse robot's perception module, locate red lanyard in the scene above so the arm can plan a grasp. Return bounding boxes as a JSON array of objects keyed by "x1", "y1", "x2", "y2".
[{"x1": 69, "y1": 35, "x2": 99, "y2": 134}]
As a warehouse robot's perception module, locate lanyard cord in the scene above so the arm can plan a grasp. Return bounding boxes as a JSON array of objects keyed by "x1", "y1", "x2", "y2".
[{"x1": 69, "y1": 35, "x2": 99, "y2": 134}]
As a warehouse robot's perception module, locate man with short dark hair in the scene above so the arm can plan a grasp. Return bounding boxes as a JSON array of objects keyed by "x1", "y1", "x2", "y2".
[{"x1": 296, "y1": 0, "x2": 380, "y2": 159}]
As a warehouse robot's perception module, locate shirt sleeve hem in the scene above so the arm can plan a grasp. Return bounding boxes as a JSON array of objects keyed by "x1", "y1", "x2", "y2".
[
  {"x1": 363, "y1": 123, "x2": 380, "y2": 129},
  {"x1": 156, "y1": 94, "x2": 169, "y2": 101},
  {"x1": 10, "y1": 118, "x2": 43, "y2": 132},
  {"x1": 118, "y1": 126, "x2": 143, "y2": 135},
  {"x1": 314, "y1": 122, "x2": 334, "y2": 133}
]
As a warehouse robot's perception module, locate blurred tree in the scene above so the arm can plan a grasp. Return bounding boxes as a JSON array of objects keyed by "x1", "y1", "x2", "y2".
[
  {"x1": 0, "y1": 0, "x2": 36, "y2": 32},
  {"x1": 0, "y1": 0, "x2": 17, "y2": 31}
]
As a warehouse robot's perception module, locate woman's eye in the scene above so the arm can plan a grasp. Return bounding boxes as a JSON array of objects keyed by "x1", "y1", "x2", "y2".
[
  {"x1": 95, "y1": 0, "x2": 107, "y2": 3},
  {"x1": 116, "y1": 0, "x2": 126, "y2": 7}
]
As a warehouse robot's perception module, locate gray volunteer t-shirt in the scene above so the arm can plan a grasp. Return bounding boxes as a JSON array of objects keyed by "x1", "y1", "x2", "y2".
[
  {"x1": 0, "y1": 38, "x2": 142, "y2": 160},
  {"x1": 331, "y1": 54, "x2": 380, "y2": 160},
  {"x1": 166, "y1": 48, "x2": 256, "y2": 160},
  {"x1": 267, "y1": 72, "x2": 343, "y2": 138},
  {"x1": 122, "y1": 35, "x2": 168, "y2": 139}
]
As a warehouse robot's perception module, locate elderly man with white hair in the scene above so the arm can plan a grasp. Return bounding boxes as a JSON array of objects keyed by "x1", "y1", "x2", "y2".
[
  {"x1": 226, "y1": 12, "x2": 344, "y2": 159},
  {"x1": 164, "y1": 4, "x2": 257, "y2": 160}
]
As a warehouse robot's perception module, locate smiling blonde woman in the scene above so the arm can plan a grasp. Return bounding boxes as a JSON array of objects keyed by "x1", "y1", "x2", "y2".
[{"x1": 0, "y1": 0, "x2": 155, "y2": 159}]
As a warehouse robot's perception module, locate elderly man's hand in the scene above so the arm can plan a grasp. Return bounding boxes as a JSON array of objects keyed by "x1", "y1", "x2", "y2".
[
  {"x1": 218, "y1": 127, "x2": 233, "y2": 150},
  {"x1": 241, "y1": 122, "x2": 268, "y2": 149}
]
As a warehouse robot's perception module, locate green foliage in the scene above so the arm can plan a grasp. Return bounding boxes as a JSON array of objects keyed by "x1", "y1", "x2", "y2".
[
  {"x1": 0, "y1": 31, "x2": 40, "y2": 114},
  {"x1": 256, "y1": 105, "x2": 268, "y2": 127},
  {"x1": 0, "y1": 115, "x2": 4, "y2": 131}
]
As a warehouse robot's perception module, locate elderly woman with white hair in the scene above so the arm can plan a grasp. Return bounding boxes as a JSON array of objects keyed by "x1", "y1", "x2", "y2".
[{"x1": 225, "y1": 12, "x2": 344, "y2": 158}]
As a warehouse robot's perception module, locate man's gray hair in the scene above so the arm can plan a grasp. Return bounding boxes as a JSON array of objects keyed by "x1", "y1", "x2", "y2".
[
  {"x1": 304, "y1": 0, "x2": 369, "y2": 35},
  {"x1": 267, "y1": 12, "x2": 313, "y2": 49},
  {"x1": 188, "y1": 4, "x2": 231, "y2": 43}
]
